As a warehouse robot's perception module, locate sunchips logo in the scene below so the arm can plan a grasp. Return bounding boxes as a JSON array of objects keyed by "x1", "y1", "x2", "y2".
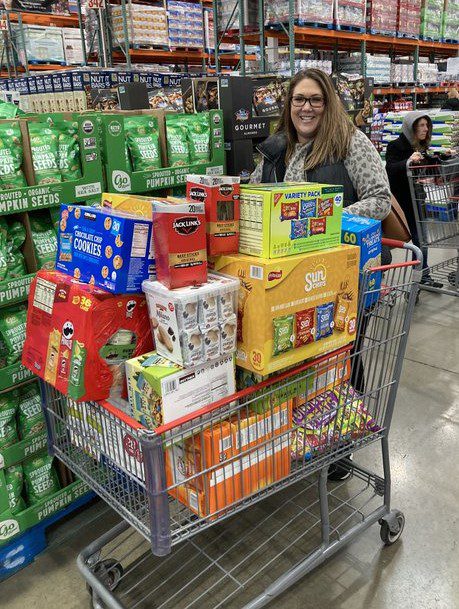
[
  {"x1": 112, "y1": 171, "x2": 131, "y2": 192},
  {"x1": 189, "y1": 187, "x2": 206, "y2": 201},
  {"x1": 268, "y1": 271, "x2": 282, "y2": 281},
  {"x1": 173, "y1": 216, "x2": 201, "y2": 235},
  {"x1": 304, "y1": 264, "x2": 327, "y2": 292}
]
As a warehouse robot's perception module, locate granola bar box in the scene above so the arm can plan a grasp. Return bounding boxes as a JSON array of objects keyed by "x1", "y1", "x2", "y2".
[
  {"x1": 211, "y1": 245, "x2": 359, "y2": 375},
  {"x1": 22, "y1": 269, "x2": 153, "y2": 402},
  {"x1": 56, "y1": 204, "x2": 155, "y2": 294},
  {"x1": 239, "y1": 182, "x2": 343, "y2": 258}
]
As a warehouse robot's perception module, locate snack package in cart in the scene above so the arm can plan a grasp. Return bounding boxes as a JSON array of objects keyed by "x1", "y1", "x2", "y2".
[{"x1": 22, "y1": 269, "x2": 153, "y2": 402}]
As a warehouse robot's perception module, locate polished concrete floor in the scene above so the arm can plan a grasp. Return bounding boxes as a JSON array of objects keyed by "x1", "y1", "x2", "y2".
[{"x1": 3, "y1": 260, "x2": 459, "y2": 609}]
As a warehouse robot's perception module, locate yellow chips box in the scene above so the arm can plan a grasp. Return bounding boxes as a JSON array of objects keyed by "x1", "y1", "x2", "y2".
[{"x1": 212, "y1": 245, "x2": 360, "y2": 375}]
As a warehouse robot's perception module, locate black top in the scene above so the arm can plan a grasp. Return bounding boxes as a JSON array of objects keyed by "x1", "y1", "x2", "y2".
[
  {"x1": 441, "y1": 98, "x2": 459, "y2": 111},
  {"x1": 385, "y1": 133, "x2": 416, "y2": 230}
]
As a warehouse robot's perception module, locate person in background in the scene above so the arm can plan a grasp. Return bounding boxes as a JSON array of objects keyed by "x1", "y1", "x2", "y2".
[
  {"x1": 385, "y1": 111, "x2": 443, "y2": 288},
  {"x1": 250, "y1": 69, "x2": 392, "y2": 481},
  {"x1": 441, "y1": 87, "x2": 459, "y2": 111}
]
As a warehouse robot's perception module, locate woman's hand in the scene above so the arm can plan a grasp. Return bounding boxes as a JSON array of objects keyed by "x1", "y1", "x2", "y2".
[{"x1": 408, "y1": 151, "x2": 423, "y2": 164}]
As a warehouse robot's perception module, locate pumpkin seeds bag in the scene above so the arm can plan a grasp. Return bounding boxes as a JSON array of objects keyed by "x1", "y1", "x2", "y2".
[
  {"x1": 6, "y1": 219, "x2": 27, "y2": 279},
  {"x1": 18, "y1": 382, "x2": 46, "y2": 440},
  {"x1": 23, "y1": 452, "x2": 61, "y2": 505},
  {"x1": 166, "y1": 114, "x2": 190, "y2": 167},
  {"x1": 28, "y1": 122, "x2": 61, "y2": 185},
  {"x1": 0, "y1": 390, "x2": 18, "y2": 450},
  {"x1": 55, "y1": 120, "x2": 82, "y2": 181},
  {"x1": 0, "y1": 218, "x2": 7, "y2": 281},
  {"x1": 125, "y1": 116, "x2": 161, "y2": 171},
  {"x1": 0, "y1": 122, "x2": 27, "y2": 190},
  {"x1": 5, "y1": 464, "x2": 26, "y2": 515},
  {"x1": 0, "y1": 304, "x2": 27, "y2": 365},
  {"x1": 186, "y1": 112, "x2": 211, "y2": 164},
  {"x1": 28, "y1": 211, "x2": 57, "y2": 269},
  {"x1": 0, "y1": 333, "x2": 8, "y2": 367}
]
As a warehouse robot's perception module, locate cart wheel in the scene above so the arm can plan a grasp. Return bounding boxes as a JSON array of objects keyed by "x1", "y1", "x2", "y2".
[
  {"x1": 380, "y1": 511, "x2": 405, "y2": 546},
  {"x1": 86, "y1": 558, "x2": 124, "y2": 605}
]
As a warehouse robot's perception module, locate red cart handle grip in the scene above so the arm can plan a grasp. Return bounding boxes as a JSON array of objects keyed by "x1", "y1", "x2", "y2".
[{"x1": 382, "y1": 237, "x2": 407, "y2": 249}]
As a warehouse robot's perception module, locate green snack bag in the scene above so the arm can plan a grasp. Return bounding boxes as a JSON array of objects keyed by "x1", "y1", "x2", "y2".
[
  {"x1": 28, "y1": 211, "x2": 57, "y2": 269},
  {"x1": 49, "y1": 206, "x2": 61, "y2": 233},
  {"x1": 166, "y1": 115, "x2": 190, "y2": 167},
  {"x1": 5, "y1": 219, "x2": 27, "y2": 279},
  {"x1": 55, "y1": 120, "x2": 82, "y2": 181},
  {"x1": 0, "y1": 122, "x2": 27, "y2": 190},
  {"x1": 125, "y1": 116, "x2": 162, "y2": 171},
  {"x1": 0, "y1": 101, "x2": 20, "y2": 119},
  {"x1": 5, "y1": 464, "x2": 26, "y2": 515},
  {"x1": 28, "y1": 121, "x2": 61, "y2": 185},
  {"x1": 272, "y1": 315, "x2": 294, "y2": 356},
  {"x1": 0, "y1": 333, "x2": 8, "y2": 367},
  {"x1": 18, "y1": 382, "x2": 46, "y2": 440},
  {"x1": 0, "y1": 390, "x2": 18, "y2": 449},
  {"x1": 186, "y1": 112, "x2": 211, "y2": 164},
  {"x1": 23, "y1": 452, "x2": 61, "y2": 505},
  {"x1": 0, "y1": 304, "x2": 27, "y2": 365},
  {"x1": 0, "y1": 218, "x2": 7, "y2": 281}
]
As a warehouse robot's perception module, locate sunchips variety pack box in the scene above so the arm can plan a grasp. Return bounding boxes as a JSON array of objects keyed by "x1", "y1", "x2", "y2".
[
  {"x1": 341, "y1": 214, "x2": 382, "y2": 308},
  {"x1": 211, "y1": 245, "x2": 360, "y2": 375},
  {"x1": 125, "y1": 351, "x2": 236, "y2": 429},
  {"x1": 55, "y1": 204, "x2": 155, "y2": 294},
  {"x1": 186, "y1": 174, "x2": 240, "y2": 256},
  {"x1": 239, "y1": 182, "x2": 343, "y2": 258},
  {"x1": 22, "y1": 270, "x2": 153, "y2": 402}
]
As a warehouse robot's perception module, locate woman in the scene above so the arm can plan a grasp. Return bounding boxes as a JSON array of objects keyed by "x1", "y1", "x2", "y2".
[
  {"x1": 251, "y1": 68, "x2": 392, "y2": 222},
  {"x1": 385, "y1": 111, "x2": 442, "y2": 287},
  {"x1": 251, "y1": 69, "x2": 392, "y2": 481}
]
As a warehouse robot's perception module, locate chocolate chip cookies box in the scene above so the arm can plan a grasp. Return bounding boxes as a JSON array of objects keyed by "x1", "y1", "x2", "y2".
[
  {"x1": 211, "y1": 245, "x2": 360, "y2": 375},
  {"x1": 22, "y1": 269, "x2": 153, "y2": 402},
  {"x1": 55, "y1": 204, "x2": 155, "y2": 294},
  {"x1": 239, "y1": 182, "x2": 343, "y2": 258},
  {"x1": 125, "y1": 351, "x2": 235, "y2": 429},
  {"x1": 341, "y1": 214, "x2": 381, "y2": 308}
]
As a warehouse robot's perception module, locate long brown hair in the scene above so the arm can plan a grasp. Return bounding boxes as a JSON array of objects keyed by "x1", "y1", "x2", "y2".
[
  {"x1": 412, "y1": 116, "x2": 432, "y2": 152},
  {"x1": 276, "y1": 69, "x2": 355, "y2": 169}
]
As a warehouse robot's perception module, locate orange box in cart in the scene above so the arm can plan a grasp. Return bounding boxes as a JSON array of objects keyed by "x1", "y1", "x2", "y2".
[{"x1": 211, "y1": 245, "x2": 360, "y2": 375}]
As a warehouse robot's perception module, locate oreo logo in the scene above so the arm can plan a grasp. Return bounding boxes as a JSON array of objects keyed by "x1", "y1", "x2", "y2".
[{"x1": 173, "y1": 216, "x2": 201, "y2": 235}]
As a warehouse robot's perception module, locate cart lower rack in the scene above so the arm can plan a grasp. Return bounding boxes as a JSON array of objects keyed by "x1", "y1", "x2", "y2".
[{"x1": 41, "y1": 239, "x2": 422, "y2": 609}]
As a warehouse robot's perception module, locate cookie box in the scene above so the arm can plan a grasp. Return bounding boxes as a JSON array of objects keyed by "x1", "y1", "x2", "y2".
[{"x1": 142, "y1": 272, "x2": 239, "y2": 367}]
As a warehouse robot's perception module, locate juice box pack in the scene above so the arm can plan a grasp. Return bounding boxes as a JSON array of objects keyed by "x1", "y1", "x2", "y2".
[
  {"x1": 186, "y1": 174, "x2": 240, "y2": 256},
  {"x1": 22, "y1": 270, "x2": 153, "y2": 402},
  {"x1": 239, "y1": 182, "x2": 343, "y2": 258},
  {"x1": 125, "y1": 351, "x2": 236, "y2": 429},
  {"x1": 211, "y1": 245, "x2": 360, "y2": 375},
  {"x1": 56, "y1": 204, "x2": 155, "y2": 294},
  {"x1": 341, "y1": 214, "x2": 382, "y2": 308}
]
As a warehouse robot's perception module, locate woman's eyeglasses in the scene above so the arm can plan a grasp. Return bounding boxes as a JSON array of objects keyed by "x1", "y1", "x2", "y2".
[{"x1": 291, "y1": 95, "x2": 325, "y2": 108}]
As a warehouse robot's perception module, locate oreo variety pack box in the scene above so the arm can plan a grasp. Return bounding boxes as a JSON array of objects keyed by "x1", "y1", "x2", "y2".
[{"x1": 56, "y1": 204, "x2": 155, "y2": 294}]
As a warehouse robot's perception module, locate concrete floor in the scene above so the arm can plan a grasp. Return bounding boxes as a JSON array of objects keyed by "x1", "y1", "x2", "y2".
[{"x1": 3, "y1": 255, "x2": 459, "y2": 609}]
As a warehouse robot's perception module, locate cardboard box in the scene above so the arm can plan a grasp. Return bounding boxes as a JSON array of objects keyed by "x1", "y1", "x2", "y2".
[
  {"x1": 211, "y1": 246, "x2": 360, "y2": 375},
  {"x1": 55, "y1": 204, "x2": 155, "y2": 294},
  {"x1": 239, "y1": 183, "x2": 344, "y2": 258},
  {"x1": 125, "y1": 351, "x2": 236, "y2": 429},
  {"x1": 341, "y1": 214, "x2": 382, "y2": 307}
]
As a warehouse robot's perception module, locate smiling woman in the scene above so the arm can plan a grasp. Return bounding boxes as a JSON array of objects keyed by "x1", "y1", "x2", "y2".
[{"x1": 250, "y1": 69, "x2": 391, "y2": 221}]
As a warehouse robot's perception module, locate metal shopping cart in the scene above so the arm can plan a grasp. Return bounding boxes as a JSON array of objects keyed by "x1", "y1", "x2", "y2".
[
  {"x1": 41, "y1": 239, "x2": 422, "y2": 609},
  {"x1": 408, "y1": 158, "x2": 459, "y2": 297}
]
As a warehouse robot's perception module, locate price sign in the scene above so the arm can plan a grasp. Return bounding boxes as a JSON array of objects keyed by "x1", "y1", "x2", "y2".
[{"x1": 87, "y1": 0, "x2": 105, "y2": 9}]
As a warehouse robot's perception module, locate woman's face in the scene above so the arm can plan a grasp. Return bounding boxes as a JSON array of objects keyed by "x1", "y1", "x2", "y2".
[
  {"x1": 290, "y1": 78, "x2": 325, "y2": 143},
  {"x1": 415, "y1": 118, "x2": 429, "y2": 141}
]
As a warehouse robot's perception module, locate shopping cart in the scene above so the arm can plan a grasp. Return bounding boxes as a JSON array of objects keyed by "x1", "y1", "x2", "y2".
[
  {"x1": 41, "y1": 239, "x2": 422, "y2": 609},
  {"x1": 408, "y1": 158, "x2": 459, "y2": 296}
]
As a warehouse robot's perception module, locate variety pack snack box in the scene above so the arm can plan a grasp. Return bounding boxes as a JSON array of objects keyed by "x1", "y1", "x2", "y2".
[
  {"x1": 125, "y1": 351, "x2": 235, "y2": 429},
  {"x1": 239, "y1": 183, "x2": 344, "y2": 259},
  {"x1": 56, "y1": 204, "x2": 155, "y2": 294},
  {"x1": 142, "y1": 273, "x2": 239, "y2": 367},
  {"x1": 211, "y1": 245, "x2": 360, "y2": 375},
  {"x1": 22, "y1": 270, "x2": 153, "y2": 402}
]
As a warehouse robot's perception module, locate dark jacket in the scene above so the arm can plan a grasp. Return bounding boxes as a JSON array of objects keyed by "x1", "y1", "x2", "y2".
[
  {"x1": 441, "y1": 98, "x2": 459, "y2": 111},
  {"x1": 257, "y1": 133, "x2": 358, "y2": 207},
  {"x1": 385, "y1": 133, "x2": 415, "y2": 229}
]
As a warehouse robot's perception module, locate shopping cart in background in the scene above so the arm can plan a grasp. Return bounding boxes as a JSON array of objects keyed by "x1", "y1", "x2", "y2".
[
  {"x1": 41, "y1": 239, "x2": 422, "y2": 609},
  {"x1": 408, "y1": 158, "x2": 459, "y2": 297}
]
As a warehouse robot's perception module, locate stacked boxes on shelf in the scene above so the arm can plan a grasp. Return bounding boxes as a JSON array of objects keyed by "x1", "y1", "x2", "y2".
[
  {"x1": 417, "y1": 61, "x2": 439, "y2": 83},
  {"x1": 61, "y1": 27, "x2": 85, "y2": 65},
  {"x1": 217, "y1": 0, "x2": 259, "y2": 33},
  {"x1": 14, "y1": 25, "x2": 66, "y2": 66},
  {"x1": 367, "y1": 0, "x2": 398, "y2": 35},
  {"x1": 442, "y1": 0, "x2": 459, "y2": 41},
  {"x1": 397, "y1": 0, "x2": 422, "y2": 38},
  {"x1": 267, "y1": 50, "x2": 332, "y2": 75},
  {"x1": 340, "y1": 54, "x2": 391, "y2": 83},
  {"x1": 167, "y1": 1, "x2": 204, "y2": 49},
  {"x1": 111, "y1": 4, "x2": 169, "y2": 49},
  {"x1": 335, "y1": 0, "x2": 367, "y2": 31},
  {"x1": 391, "y1": 62, "x2": 415, "y2": 82},
  {"x1": 420, "y1": 0, "x2": 444, "y2": 39},
  {"x1": 265, "y1": 0, "x2": 334, "y2": 27}
]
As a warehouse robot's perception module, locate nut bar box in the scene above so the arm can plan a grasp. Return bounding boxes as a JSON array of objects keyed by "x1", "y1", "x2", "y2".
[
  {"x1": 211, "y1": 245, "x2": 360, "y2": 375},
  {"x1": 22, "y1": 270, "x2": 153, "y2": 402}
]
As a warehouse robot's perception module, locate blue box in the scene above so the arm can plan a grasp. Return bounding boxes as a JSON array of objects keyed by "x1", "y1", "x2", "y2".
[
  {"x1": 341, "y1": 214, "x2": 382, "y2": 307},
  {"x1": 56, "y1": 205, "x2": 155, "y2": 294}
]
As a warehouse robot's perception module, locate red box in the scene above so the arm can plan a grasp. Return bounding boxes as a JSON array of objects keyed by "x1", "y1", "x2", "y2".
[
  {"x1": 152, "y1": 199, "x2": 207, "y2": 289},
  {"x1": 186, "y1": 175, "x2": 240, "y2": 256},
  {"x1": 22, "y1": 269, "x2": 153, "y2": 402}
]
